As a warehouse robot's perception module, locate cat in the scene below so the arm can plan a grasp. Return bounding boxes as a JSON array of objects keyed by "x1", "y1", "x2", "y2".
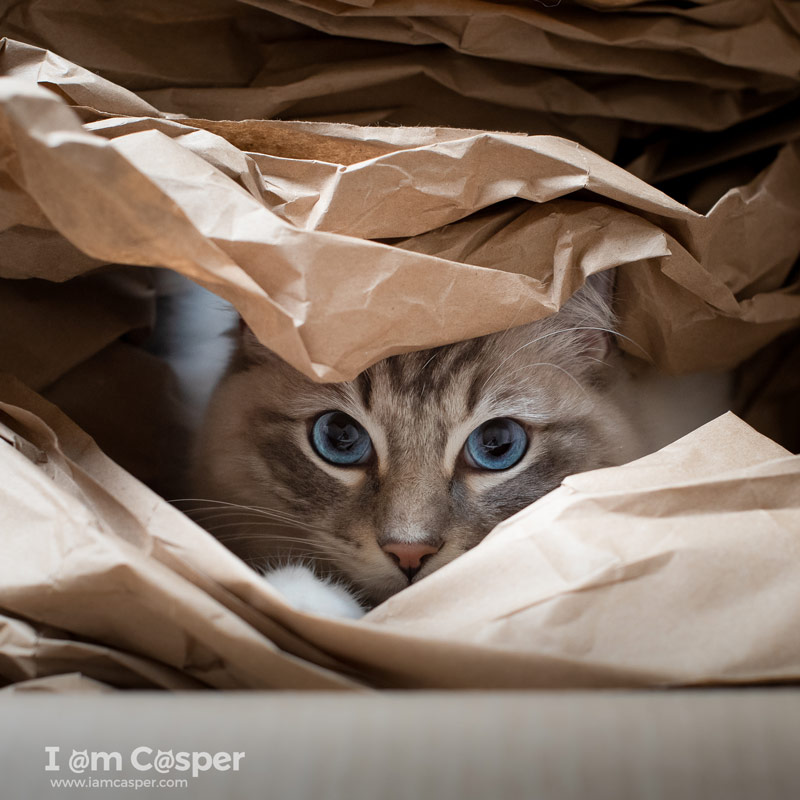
[{"x1": 190, "y1": 272, "x2": 731, "y2": 618}]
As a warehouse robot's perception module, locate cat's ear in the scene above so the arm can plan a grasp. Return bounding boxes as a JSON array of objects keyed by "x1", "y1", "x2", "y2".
[{"x1": 554, "y1": 269, "x2": 617, "y2": 361}]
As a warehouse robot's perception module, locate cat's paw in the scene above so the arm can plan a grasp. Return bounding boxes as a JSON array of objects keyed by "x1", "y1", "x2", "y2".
[{"x1": 261, "y1": 564, "x2": 365, "y2": 620}]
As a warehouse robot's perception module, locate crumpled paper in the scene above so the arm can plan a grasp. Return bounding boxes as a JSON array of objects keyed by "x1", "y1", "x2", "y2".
[
  {"x1": 2, "y1": 375, "x2": 799, "y2": 690},
  {"x1": 2, "y1": 0, "x2": 797, "y2": 188},
  {"x1": 1, "y1": 41, "x2": 799, "y2": 381},
  {"x1": 1, "y1": 1, "x2": 799, "y2": 691},
  {"x1": 0, "y1": 377, "x2": 362, "y2": 690}
]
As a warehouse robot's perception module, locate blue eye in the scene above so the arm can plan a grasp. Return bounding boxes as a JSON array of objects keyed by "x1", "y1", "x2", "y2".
[
  {"x1": 465, "y1": 418, "x2": 527, "y2": 470},
  {"x1": 311, "y1": 411, "x2": 372, "y2": 466}
]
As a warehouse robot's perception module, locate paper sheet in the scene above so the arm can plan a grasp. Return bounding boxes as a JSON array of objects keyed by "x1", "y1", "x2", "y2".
[
  {"x1": 0, "y1": 1, "x2": 799, "y2": 691},
  {"x1": 2, "y1": 375, "x2": 799, "y2": 690},
  {"x1": 1, "y1": 46, "x2": 798, "y2": 380}
]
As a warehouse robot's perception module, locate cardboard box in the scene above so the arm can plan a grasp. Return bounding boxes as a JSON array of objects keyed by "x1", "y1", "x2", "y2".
[
  {"x1": 2, "y1": 690, "x2": 799, "y2": 800},
  {"x1": 1, "y1": 0, "x2": 799, "y2": 794}
]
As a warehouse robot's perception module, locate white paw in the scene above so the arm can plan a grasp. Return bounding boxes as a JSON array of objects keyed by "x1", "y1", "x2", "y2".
[{"x1": 261, "y1": 564, "x2": 365, "y2": 620}]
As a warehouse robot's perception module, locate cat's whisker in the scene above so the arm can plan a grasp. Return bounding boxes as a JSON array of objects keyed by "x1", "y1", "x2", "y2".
[
  {"x1": 188, "y1": 509, "x2": 286, "y2": 522},
  {"x1": 481, "y1": 327, "x2": 577, "y2": 388},
  {"x1": 214, "y1": 528, "x2": 332, "y2": 542},
  {"x1": 210, "y1": 530, "x2": 307, "y2": 541},
  {"x1": 170, "y1": 497, "x2": 243, "y2": 506},
  {"x1": 212, "y1": 531, "x2": 340, "y2": 554},
  {"x1": 264, "y1": 532, "x2": 329, "y2": 541},
  {"x1": 251, "y1": 556, "x2": 343, "y2": 567},
  {"x1": 171, "y1": 497, "x2": 315, "y2": 522},
  {"x1": 278, "y1": 555, "x2": 342, "y2": 564},
  {"x1": 221, "y1": 549, "x2": 343, "y2": 566},
  {"x1": 181, "y1": 506, "x2": 303, "y2": 524},
  {"x1": 210, "y1": 527, "x2": 331, "y2": 542},
  {"x1": 500, "y1": 361, "x2": 590, "y2": 397},
  {"x1": 215, "y1": 535, "x2": 333, "y2": 549},
  {"x1": 420, "y1": 351, "x2": 441, "y2": 372},
  {"x1": 173, "y1": 499, "x2": 329, "y2": 532},
  {"x1": 176, "y1": 503, "x2": 270, "y2": 514},
  {"x1": 583, "y1": 355, "x2": 612, "y2": 367},
  {"x1": 482, "y1": 326, "x2": 648, "y2": 390},
  {"x1": 206, "y1": 512, "x2": 324, "y2": 528},
  {"x1": 190, "y1": 509, "x2": 322, "y2": 528},
  {"x1": 492, "y1": 292, "x2": 531, "y2": 348}
]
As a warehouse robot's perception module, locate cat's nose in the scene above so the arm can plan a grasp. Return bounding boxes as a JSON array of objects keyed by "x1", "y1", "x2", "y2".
[{"x1": 382, "y1": 542, "x2": 440, "y2": 580}]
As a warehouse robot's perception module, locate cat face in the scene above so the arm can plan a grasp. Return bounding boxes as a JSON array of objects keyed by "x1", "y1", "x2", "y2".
[{"x1": 193, "y1": 277, "x2": 641, "y2": 606}]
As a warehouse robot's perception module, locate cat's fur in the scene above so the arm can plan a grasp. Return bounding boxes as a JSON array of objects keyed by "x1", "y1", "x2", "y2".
[{"x1": 191, "y1": 274, "x2": 728, "y2": 617}]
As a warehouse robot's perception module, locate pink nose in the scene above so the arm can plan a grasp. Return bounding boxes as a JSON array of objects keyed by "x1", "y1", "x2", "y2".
[{"x1": 381, "y1": 542, "x2": 441, "y2": 571}]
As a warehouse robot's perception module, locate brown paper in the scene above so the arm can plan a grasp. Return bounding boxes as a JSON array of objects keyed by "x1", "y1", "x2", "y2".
[
  {"x1": 0, "y1": 377, "x2": 365, "y2": 690},
  {"x1": 1, "y1": 672, "x2": 115, "y2": 693},
  {"x1": 1, "y1": 46, "x2": 799, "y2": 380},
  {"x1": 733, "y1": 329, "x2": 800, "y2": 454},
  {"x1": 0, "y1": 2, "x2": 799, "y2": 693},
  {"x1": 0, "y1": 269, "x2": 154, "y2": 390},
  {"x1": 3, "y1": 1, "x2": 798, "y2": 186},
  {"x1": 364, "y1": 415, "x2": 800, "y2": 686},
  {"x1": 2, "y1": 374, "x2": 800, "y2": 689},
  {"x1": 138, "y1": 39, "x2": 791, "y2": 133},
  {"x1": 0, "y1": 613, "x2": 206, "y2": 691},
  {"x1": 243, "y1": 1, "x2": 800, "y2": 86}
]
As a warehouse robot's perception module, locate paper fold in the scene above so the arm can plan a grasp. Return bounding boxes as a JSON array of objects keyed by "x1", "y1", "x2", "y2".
[
  {"x1": 1, "y1": 2, "x2": 798, "y2": 691},
  {"x1": 2, "y1": 376, "x2": 800, "y2": 690},
  {"x1": 1, "y1": 48, "x2": 799, "y2": 379}
]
